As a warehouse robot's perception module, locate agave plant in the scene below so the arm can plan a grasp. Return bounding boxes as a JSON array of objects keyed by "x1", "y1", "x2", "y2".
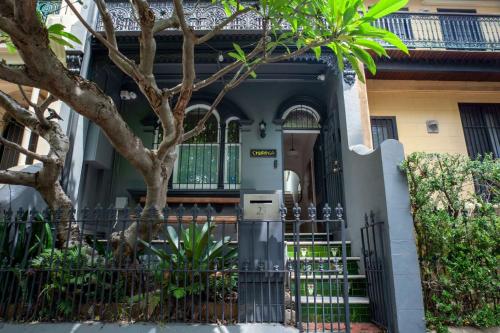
[{"x1": 141, "y1": 222, "x2": 237, "y2": 299}]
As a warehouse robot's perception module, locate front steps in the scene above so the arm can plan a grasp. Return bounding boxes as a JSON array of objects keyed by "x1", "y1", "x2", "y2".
[{"x1": 284, "y1": 235, "x2": 371, "y2": 324}]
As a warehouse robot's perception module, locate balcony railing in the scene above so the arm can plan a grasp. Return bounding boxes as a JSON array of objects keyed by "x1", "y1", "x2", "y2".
[
  {"x1": 37, "y1": 0, "x2": 62, "y2": 22},
  {"x1": 96, "y1": 2, "x2": 500, "y2": 51},
  {"x1": 375, "y1": 12, "x2": 500, "y2": 51}
]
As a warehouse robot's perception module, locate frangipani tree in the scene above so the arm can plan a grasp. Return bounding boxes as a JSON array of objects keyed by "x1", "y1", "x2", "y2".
[{"x1": 0, "y1": 0, "x2": 408, "y2": 250}]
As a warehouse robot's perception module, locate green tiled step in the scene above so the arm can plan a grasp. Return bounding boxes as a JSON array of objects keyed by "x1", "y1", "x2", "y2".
[
  {"x1": 288, "y1": 257, "x2": 360, "y2": 275},
  {"x1": 286, "y1": 241, "x2": 351, "y2": 257},
  {"x1": 299, "y1": 302, "x2": 370, "y2": 323},
  {"x1": 291, "y1": 275, "x2": 367, "y2": 297}
]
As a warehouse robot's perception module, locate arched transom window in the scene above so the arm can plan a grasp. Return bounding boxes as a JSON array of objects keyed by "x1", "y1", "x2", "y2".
[
  {"x1": 282, "y1": 105, "x2": 321, "y2": 130},
  {"x1": 154, "y1": 104, "x2": 240, "y2": 190}
]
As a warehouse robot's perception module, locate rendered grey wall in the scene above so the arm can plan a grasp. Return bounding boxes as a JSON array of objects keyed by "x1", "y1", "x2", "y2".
[
  {"x1": 336, "y1": 75, "x2": 425, "y2": 332},
  {"x1": 110, "y1": 79, "x2": 329, "y2": 204}
]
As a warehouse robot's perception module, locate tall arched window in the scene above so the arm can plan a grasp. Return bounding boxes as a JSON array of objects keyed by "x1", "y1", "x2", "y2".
[
  {"x1": 153, "y1": 104, "x2": 241, "y2": 191},
  {"x1": 174, "y1": 105, "x2": 220, "y2": 189}
]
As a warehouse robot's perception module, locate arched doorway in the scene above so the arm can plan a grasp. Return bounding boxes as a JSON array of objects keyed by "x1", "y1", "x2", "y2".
[
  {"x1": 282, "y1": 105, "x2": 321, "y2": 224},
  {"x1": 281, "y1": 102, "x2": 344, "y2": 224}
]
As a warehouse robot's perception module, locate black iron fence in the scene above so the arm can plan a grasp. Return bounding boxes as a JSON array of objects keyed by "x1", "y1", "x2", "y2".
[
  {"x1": 0, "y1": 204, "x2": 351, "y2": 331},
  {"x1": 361, "y1": 212, "x2": 392, "y2": 332}
]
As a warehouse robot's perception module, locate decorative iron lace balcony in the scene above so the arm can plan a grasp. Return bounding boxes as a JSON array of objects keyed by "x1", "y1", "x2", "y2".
[
  {"x1": 375, "y1": 12, "x2": 500, "y2": 51},
  {"x1": 97, "y1": 2, "x2": 500, "y2": 51},
  {"x1": 37, "y1": 0, "x2": 62, "y2": 22}
]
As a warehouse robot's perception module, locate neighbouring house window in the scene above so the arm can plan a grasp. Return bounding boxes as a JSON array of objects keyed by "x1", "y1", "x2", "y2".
[
  {"x1": 459, "y1": 104, "x2": 499, "y2": 159},
  {"x1": 225, "y1": 118, "x2": 240, "y2": 189},
  {"x1": 0, "y1": 120, "x2": 24, "y2": 170},
  {"x1": 371, "y1": 116, "x2": 398, "y2": 149}
]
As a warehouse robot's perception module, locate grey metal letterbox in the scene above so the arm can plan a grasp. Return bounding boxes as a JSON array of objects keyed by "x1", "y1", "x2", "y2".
[
  {"x1": 239, "y1": 191, "x2": 284, "y2": 323},
  {"x1": 242, "y1": 192, "x2": 281, "y2": 220}
]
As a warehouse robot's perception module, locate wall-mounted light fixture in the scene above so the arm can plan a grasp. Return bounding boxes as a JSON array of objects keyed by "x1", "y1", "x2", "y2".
[
  {"x1": 426, "y1": 120, "x2": 439, "y2": 134},
  {"x1": 120, "y1": 90, "x2": 137, "y2": 101},
  {"x1": 259, "y1": 120, "x2": 267, "y2": 138}
]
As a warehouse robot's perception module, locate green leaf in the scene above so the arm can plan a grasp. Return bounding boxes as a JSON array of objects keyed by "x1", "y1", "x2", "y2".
[
  {"x1": 172, "y1": 287, "x2": 186, "y2": 299},
  {"x1": 164, "y1": 225, "x2": 182, "y2": 258},
  {"x1": 365, "y1": 0, "x2": 408, "y2": 20},
  {"x1": 227, "y1": 52, "x2": 243, "y2": 61},
  {"x1": 249, "y1": 70, "x2": 257, "y2": 79},
  {"x1": 232, "y1": 43, "x2": 246, "y2": 61},
  {"x1": 351, "y1": 45, "x2": 376, "y2": 75},
  {"x1": 355, "y1": 39, "x2": 388, "y2": 57},
  {"x1": 344, "y1": 54, "x2": 365, "y2": 84},
  {"x1": 312, "y1": 46, "x2": 321, "y2": 60},
  {"x1": 47, "y1": 23, "x2": 65, "y2": 33},
  {"x1": 56, "y1": 30, "x2": 82, "y2": 45},
  {"x1": 48, "y1": 35, "x2": 75, "y2": 48}
]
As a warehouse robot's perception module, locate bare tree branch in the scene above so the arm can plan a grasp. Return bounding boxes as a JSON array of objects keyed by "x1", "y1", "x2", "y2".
[
  {"x1": 153, "y1": 16, "x2": 179, "y2": 34},
  {"x1": 0, "y1": 169, "x2": 37, "y2": 187},
  {"x1": 182, "y1": 63, "x2": 259, "y2": 142},
  {"x1": 64, "y1": 0, "x2": 141, "y2": 81},
  {"x1": 168, "y1": 38, "x2": 266, "y2": 95},
  {"x1": 94, "y1": 0, "x2": 118, "y2": 49},
  {"x1": 0, "y1": 1, "x2": 14, "y2": 18},
  {"x1": 17, "y1": 85, "x2": 52, "y2": 127},
  {"x1": 17, "y1": 85, "x2": 36, "y2": 108},
  {"x1": 172, "y1": 0, "x2": 193, "y2": 37},
  {"x1": 0, "y1": 136, "x2": 50, "y2": 163},
  {"x1": 196, "y1": 7, "x2": 253, "y2": 45},
  {"x1": 0, "y1": 15, "x2": 21, "y2": 38},
  {"x1": 130, "y1": 0, "x2": 157, "y2": 77},
  {"x1": 0, "y1": 63, "x2": 35, "y2": 86}
]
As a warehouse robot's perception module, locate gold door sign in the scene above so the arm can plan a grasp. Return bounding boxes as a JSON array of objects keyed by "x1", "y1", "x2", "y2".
[{"x1": 250, "y1": 149, "x2": 277, "y2": 158}]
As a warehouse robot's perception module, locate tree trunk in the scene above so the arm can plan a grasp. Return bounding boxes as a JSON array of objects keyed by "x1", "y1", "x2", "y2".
[
  {"x1": 112, "y1": 152, "x2": 176, "y2": 256},
  {"x1": 38, "y1": 178, "x2": 80, "y2": 247}
]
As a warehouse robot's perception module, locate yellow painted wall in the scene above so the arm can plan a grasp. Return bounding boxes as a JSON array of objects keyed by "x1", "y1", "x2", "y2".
[
  {"x1": 365, "y1": 0, "x2": 500, "y2": 14},
  {"x1": 367, "y1": 80, "x2": 500, "y2": 155}
]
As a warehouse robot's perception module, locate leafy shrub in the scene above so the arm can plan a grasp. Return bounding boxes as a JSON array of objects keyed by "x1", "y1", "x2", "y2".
[
  {"x1": 401, "y1": 153, "x2": 499, "y2": 331},
  {"x1": 31, "y1": 245, "x2": 124, "y2": 317},
  {"x1": 141, "y1": 222, "x2": 237, "y2": 300}
]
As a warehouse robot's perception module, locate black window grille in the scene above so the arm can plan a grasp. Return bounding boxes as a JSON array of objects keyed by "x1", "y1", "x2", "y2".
[
  {"x1": 0, "y1": 120, "x2": 24, "y2": 170},
  {"x1": 25, "y1": 133, "x2": 40, "y2": 165},
  {"x1": 153, "y1": 105, "x2": 241, "y2": 190},
  {"x1": 225, "y1": 118, "x2": 240, "y2": 189},
  {"x1": 282, "y1": 105, "x2": 321, "y2": 130},
  {"x1": 459, "y1": 104, "x2": 500, "y2": 159},
  {"x1": 370, "y1": 117, "x2": 398, "y2": 150}
]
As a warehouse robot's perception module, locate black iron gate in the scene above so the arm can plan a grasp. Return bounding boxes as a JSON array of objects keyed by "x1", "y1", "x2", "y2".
[
  {"x1": 285, "y1": 203, "x2": 351, "y2": 332},
  {"x1": 361, "y1": 212, "x2": 393, "y2": 331},
  {"x1": 314, "y1": 109, "x2": 344, "y2": 221}
]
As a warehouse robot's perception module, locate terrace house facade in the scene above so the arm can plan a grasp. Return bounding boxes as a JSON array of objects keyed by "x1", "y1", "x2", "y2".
[{"x1": 0, "y1": 1, "x2": 498, "y2": 332}]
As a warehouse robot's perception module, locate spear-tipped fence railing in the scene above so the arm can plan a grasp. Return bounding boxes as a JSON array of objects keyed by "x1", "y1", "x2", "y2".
[
  {"x1": 0, "y1": 203, "x2": 350, "y2": 330},
  {"x1": 282, "y1": 202, "x2": 351, "y2": 333}
]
